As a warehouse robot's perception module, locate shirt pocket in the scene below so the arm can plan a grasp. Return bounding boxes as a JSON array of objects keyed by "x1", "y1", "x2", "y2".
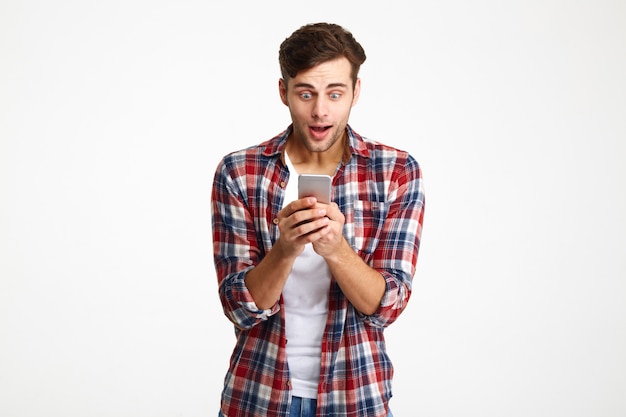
[{"x1": 350, "y1": 200, "x2": 388, "y2": 257}]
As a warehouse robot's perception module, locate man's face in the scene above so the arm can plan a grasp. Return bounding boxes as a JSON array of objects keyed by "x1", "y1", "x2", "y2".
[{"x1": 279, "y1": 57, "x2": 360, "y2": 155}]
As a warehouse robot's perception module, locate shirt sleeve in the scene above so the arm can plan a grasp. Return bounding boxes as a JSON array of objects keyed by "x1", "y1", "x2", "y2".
[
  {"x1": 363, "y1": 153, "x2": 425, "y2": 328},
  {"x1": 211, "y1": 158, "x2": 280, "y2": 330}
]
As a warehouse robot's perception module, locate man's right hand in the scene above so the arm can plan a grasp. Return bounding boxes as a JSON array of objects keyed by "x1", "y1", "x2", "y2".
[{"x1": 274, "y1": 197, "x2": 331, "y2": 258}]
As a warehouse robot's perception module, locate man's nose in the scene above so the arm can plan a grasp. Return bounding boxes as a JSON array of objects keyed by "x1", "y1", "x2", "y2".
[{"x1": 311, "y1": 96, "x2": 329, "y2": 118}]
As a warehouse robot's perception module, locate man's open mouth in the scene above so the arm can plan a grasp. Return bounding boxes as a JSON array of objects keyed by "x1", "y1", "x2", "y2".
[{"x1": 311, "y1": 126, "x2": 331, "y2": 133}]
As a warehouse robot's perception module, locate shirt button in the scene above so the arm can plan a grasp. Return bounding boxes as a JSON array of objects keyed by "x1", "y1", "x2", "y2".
[
  {"x1": 286, "y1": 380, "x2": 291, "y2": 387},
  {"x1": 280, "y1": 181, "x2": 286, "y2": 188},
  {"x1": 273, "y1": 218, "x2": 279, "y2": 225}
]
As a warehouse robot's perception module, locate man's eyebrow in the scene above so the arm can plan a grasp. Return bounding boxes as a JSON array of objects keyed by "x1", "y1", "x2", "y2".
[
  {"x1": 293, "y1": 82, "x2": 349, "y2": 90},
  {"x1": 326, "y1": 83, "x2": 349, "y2": 89}
]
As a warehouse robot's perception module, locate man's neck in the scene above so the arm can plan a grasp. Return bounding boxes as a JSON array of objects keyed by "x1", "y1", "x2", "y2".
[{"x1": 285, "y1": 135, "x2": 346, "y2": 176}]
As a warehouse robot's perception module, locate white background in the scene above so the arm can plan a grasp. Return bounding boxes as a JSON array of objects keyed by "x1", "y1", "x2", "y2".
[{"x1": 1, "y1": 1, "x2": 625, "y2": 416}]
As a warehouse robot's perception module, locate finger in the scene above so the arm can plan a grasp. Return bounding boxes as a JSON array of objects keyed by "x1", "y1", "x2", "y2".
[
  {"x1": 323, "y1": 202, "x2": 344, "y2": 223},
  {"x1": 281, "y1": 197, "x2": 317, "y2": 218},
  {"x1": 292, "y1": 206, "x2": 327, "y2": 228},
  {"x1": 297, "y1": 221, "x2": 332, "y2": 244},
  {"x1": 295, "y1": 214, "x2": 330, "y2": 234}
]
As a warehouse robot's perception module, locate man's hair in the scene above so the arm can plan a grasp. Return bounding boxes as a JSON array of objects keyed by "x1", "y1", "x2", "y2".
[{"x1": 278, "y1": 23, "x2": 366, "y2": 87}]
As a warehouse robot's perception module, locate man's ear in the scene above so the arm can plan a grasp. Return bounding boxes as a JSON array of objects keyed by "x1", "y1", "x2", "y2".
[
  {"x1": 279, "y1": 78, "x2": 289, "y2": 106},
  {"x1": 352, "y1": 78, "x2": 361, "y2": 107}
]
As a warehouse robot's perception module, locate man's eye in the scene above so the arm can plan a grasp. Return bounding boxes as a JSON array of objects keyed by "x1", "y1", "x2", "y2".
[
  {"x1": 301, "y1": 93, "x2": 312, "y2": 100},
  {"x1": 330, "y1": 93, "x2": 341, "y2": 99}
]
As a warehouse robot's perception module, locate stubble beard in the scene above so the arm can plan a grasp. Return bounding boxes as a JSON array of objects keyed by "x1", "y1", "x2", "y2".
[{"x1": 294, "y1": 123, "x2": 345, "y2": 154}]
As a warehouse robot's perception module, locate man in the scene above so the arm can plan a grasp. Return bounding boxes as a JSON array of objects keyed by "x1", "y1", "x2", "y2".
[{"x1": 211, "y1": 22, "x2": 425, "y2": 417}]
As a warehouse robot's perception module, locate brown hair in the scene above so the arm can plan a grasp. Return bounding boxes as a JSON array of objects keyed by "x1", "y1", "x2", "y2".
[{"x1": 278, "y1": 23, "x2": 366, "y2": 87}]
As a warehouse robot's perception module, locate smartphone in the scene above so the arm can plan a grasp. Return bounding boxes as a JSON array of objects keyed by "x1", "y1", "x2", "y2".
[{"x1": 298, "y1": 174, "x2": 332, "y2": 204}]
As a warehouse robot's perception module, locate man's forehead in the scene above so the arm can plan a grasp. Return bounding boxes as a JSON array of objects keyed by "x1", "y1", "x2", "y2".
[{"x1": 288, "y1": 58, "x2": 353, "y2": 89}]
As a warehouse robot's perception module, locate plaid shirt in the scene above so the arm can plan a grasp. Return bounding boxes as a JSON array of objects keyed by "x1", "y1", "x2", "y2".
[{"x1": 211, "y1": 125, "x2": 425, "y2": 417}]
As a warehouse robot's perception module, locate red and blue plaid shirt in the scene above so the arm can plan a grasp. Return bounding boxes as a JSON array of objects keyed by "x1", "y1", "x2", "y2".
[{"x1": 211, "y1": 125, "x2": 425, "y2": 417}]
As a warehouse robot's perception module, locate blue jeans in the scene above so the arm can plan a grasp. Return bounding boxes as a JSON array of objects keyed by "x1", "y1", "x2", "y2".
[
  {"x1": 288, "y1": 396, "x2": 394, "y2": 417},
  {"x1": 219, "y1": 397, "x2": 393, "y2": 416},
  {"x1": 289, "y1": 396, "x2": 317, "y2": 417}
]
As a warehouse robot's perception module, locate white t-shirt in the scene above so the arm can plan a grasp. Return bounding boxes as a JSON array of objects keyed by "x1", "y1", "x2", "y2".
[{"x1": 282, "y1": 152, "x2": 331, "y2": 399}]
